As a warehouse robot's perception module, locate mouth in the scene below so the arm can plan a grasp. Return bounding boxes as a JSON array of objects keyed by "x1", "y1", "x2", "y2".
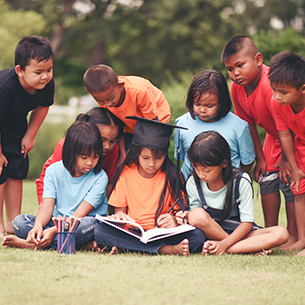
[{"x1": 235, "y1": 78, "x2": 244, "y2": 84}]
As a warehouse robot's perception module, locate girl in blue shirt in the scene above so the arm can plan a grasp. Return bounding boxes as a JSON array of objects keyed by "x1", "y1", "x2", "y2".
[
  {"x1": 2, "y1": 118, "x2": 108, "y2": 250},
  {"x1": 177, "y1": 131, "x2": 288, "y2": 255},
  {"x1": 174, "y1": 70, "x2": 255, "y2": 181}
]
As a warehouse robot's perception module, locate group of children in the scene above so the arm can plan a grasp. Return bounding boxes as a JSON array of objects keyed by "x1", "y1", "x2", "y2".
[{"x1": 1, "y1": 33, "x2": 305, "y2": 256}]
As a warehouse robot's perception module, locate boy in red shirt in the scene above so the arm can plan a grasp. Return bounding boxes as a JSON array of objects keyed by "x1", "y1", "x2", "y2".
[
  {"x1": 221, "y1": 36, "x2": 296, "y2": 248},
  {"x1": 83, "y1": 65, "x2": 171, "y2": 165},
  {"x1": 269, "y1": 51, "x2": 305, "y2": 254}
]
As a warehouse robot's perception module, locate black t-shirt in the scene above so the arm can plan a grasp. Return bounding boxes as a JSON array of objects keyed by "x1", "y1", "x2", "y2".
[{"x1": 0, "y1": 67, "x2": 54, "y2": 143}]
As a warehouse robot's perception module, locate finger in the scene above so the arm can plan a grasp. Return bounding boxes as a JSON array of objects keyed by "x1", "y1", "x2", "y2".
[
  {"x1": 296, "y1": 180, "x2": 299, "y2": 194},
  {"x1": 274, "y1": 162, "x2": 279, "y2": 169}
]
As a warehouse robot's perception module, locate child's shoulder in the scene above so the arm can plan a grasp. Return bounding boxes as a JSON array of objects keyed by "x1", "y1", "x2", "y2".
[
  {"x1": 175, "y1": 112, "x2": 192, "y2": 124},
  {"x1": 119, "y1": 75, "x2": 151, "y2": 90},
  {"x1": 0, "y1": 68, "x2": 18, "y2": 90}
]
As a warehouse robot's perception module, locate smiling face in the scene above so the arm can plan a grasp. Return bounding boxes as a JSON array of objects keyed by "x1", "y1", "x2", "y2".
[
  {"x1": 16, "y1": 58, "x2": 53, "y2": 94},
  {"x1": 223, "y1": 49, "x2": 262, "y2": 90},
  {"x1": 74, "y1": 151, "x2": 100, "y2": 177},
  {"x1": 271, "y1": 82, "x2": 305, "y2": 108},
  {"x1": 90, "y1": 82, "x2": 125, "y2": 108},
  {"x1": 97, "y1": 124, "x2": 119, "y2": 156},
  {"x1": 138, "y1": 147, "x2": 165, "y2": 179},
  {"x1": 193, "y1": 92, "x2": 219, "y2": 122}
]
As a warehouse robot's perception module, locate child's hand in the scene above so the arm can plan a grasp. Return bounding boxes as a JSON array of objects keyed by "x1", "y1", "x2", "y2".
[
  {"x1": 21, "y1": 134, "x2": 35, "y2": 158},
  {"x1": 202, "y1": 240, "x2": 227, "y2": 256},
  {"x1": 26, "y1": 225, "x2": 44, "y2": 245},
  {"x1": 109, "y1": 210, "x2": 135, "y2": 222},
  {"x1": 0, "y1": 153, "x2": 8, "y2": 175},
  {"x1": 291, "y1": 168, "x2": 305, "y2": 194},
  {"x1": 176, "y1": 211, "x2": 189, "y2": 225},
  {"x1": 157, "y1": 214, "x2": 177, "y2": 228},
  {"x1": 274, "y1": 159, "x2": 292, "y2": 186},
  {"x1": 36, "y1": 227, "x2": 57, "y2": 248},
  {"x1": 253, "y1": 157, "x2": 267, "y2": 182}
]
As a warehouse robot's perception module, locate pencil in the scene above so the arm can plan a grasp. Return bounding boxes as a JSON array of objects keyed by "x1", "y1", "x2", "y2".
[{"x1": 155, "y1": 197, "x2": 180, "y2": 228}]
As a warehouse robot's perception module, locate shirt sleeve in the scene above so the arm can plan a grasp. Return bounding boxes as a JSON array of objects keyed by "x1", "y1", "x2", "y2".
[
  {"x1": 186, "y1": 175, "x2": 202, "y2": 211},
  {"x1": 270, "y1": 97, "x2": 289, "y2": 132},
  {"x1": 136, "y1": 87, "x2": 159, "y2": 119},
  {"x1": 108, "y1": 171, "x2": 128, "y2": 208}
]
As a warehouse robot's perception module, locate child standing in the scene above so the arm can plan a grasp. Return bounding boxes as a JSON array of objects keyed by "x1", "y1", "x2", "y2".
[
  {"x1": 2, "y1": 119, "x2": 108, "y2": 250},
  {"x1": 0, "y1": 36, "x2": 54, "y2": 238},
  {"x1": 35, "y1": 107, "x2": 124, "y2": 201},
  {"x1": 269, "y1": 51, "x2": 305, "y2": 254},
  {"x1": 178, "y1": 131, "x2": 288, "y2": 255},
  {"x1": 174, "y1": 70, "x2": 255, "y2": 181},
  {"x1": 221, "y1": 36, "x2": 296, "y2": 247},
  {"x1": 83, "y1": 64, "x2": 171, "y2": 163},
  {"x1": 94, "y1": 117, "x2": 205, "y2": 256}
]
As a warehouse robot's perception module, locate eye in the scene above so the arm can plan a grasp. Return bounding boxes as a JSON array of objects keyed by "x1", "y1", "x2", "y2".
[
  {"x1": 80, "y1": 155, "x2": 87, "y2": 160},
  {"x1": 227, "y1": 68, "x2": 232, "y2": 72},
  {"x1": 238, "y1": 63, "x2": 243, "y2": 68}
]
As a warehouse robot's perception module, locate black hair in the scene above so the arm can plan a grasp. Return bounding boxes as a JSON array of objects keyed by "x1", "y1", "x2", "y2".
[
  {"x1": 186, "y1": 70, "x2": 232, "y2": 120},
  {"x1": 221, "y1": 35, "x2": 258, "y2": 62},
  {"x1": 109, "y1": 144, "x2": 187, "y2": 225},
  {"x1": 76, "y1": 107, "x2": 124, "y2": 139},
  {"x1": 62, "y1": 120, "x2": 103, "y2": 177},
  {"x1": 269, "y1": 51, "x2": 305, "y2": 90},
  {"x1": 15, "y1": 36, "x2": 53, "y2": 70},
  {"x1": 188, "y1": 131, "x2": 243, "y2": 223},
  {"x1": 83, "y1": 64, "x2": 118, "y2": 93}
]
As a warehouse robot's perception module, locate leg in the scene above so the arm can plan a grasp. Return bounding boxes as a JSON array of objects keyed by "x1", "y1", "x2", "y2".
[
  {"x1": 75, "y1": 216, "x2": 99, "y2": 249},
  {"x1": 286, "y1": 193, "x2": 305, "y2": 251},
  {"x1": 4, "y1": 178, "x2": 22, "y2": 234},
  {"x1": 0, "y1": 182, "x2": 6, "y2": 238},
  {"x1": 261, "y1": 192, "x2": 281, "y2": 227},
  {"x1": 225, "y1": 226, "x2": 289, "y2": 254},
  {"x1": 188, "y1": 207, "x2": 228, "y2": 240}
]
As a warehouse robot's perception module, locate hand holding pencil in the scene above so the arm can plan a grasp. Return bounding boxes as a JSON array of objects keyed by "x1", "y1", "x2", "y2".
[{"x1": 176, "y1": 211, "x2": 189, "y2": 225}]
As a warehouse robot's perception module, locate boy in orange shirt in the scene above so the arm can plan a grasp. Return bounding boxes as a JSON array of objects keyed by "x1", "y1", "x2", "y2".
[
  {"x1": 83, "y1": 65, "x2": 171, "y2": 164},
  {"x1": 221, "y1": 36, "x2": 296, "y2": 248}
]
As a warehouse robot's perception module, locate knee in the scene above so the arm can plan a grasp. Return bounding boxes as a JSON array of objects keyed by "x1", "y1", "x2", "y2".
[
  {"x1": 189, "y1": 208, "x2": 212, "y2": 228},
  {"x1": 277, "y1": 226, "x2": 289, "y2": 244}
]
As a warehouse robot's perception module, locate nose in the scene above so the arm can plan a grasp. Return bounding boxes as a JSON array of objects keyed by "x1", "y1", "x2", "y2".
[
  {"x1": 86, "y1": 158, "x2": 93, "y2": 165},
  {"x1": 274, "y1": 92, "x2": 281, "y2": 101},
  {"x1": 103, "y1": 141, "x2": 109, "y2": 151},
  {"x1": 200, "y1": 106, "x2": 206, "y2": 113},
  {"x1": 148, "y1": 159, "x2": 156, "y2": 167}
]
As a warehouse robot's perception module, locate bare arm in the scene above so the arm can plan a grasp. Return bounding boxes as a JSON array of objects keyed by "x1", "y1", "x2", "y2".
[
  {"x1": 21, "y1": 106, "x2": 49, "y2": 157},
  {"x1": 0, "y1": 132, "x2": 8, "y2": 175}
]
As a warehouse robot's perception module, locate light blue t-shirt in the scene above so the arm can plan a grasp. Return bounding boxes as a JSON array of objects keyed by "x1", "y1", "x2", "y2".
[
  {"x1": 187, "y1": 172, "x2": 255, "y2": 223},
  {"x1": 174, "y1": 112, "x2": 255, "y2": 181},
  {"x1": 43, "y1": 161, "x2": 108, "y2": 217}
]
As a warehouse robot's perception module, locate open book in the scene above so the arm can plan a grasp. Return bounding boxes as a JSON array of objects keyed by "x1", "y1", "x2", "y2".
[{"x1": 95, "y1": 215, "x2": 196, "y2": 244}]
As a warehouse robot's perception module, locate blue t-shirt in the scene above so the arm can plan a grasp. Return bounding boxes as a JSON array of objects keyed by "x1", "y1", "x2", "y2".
[
  {"x1": 43, "y1": 161, "x2": 108, "y2": 217},
  {"x1": 174, "y1": 112, "x2": 255, "y2": 181}
]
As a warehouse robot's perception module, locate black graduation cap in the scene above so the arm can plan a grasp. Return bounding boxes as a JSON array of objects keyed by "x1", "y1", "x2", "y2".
[{"x1": 125, "y1": 116, "x2": 187, "y2": 151}]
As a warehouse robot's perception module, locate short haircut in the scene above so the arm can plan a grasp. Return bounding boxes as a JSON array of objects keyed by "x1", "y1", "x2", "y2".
[
  {"x1": 15, "y1": 36, "x2": 53, "y2": 70},
  {"x1": 62, "y1": 120, "x2": 103, "y2": 177},
  {"x1": 186, "y1": 70, "x2": 232, "y2": 120},
  {"x1": 76, "y1": 107, "x2": 124, "y2": 139},
  {"x1": 221, "y1": 35, "x2": 258, "y2": 62},
  {"x1": 83, "y1": 64, "x2": 118, "y2": 93},
  {"x1": 269, "y1": 51, "x2": 305, "y2": 89}
]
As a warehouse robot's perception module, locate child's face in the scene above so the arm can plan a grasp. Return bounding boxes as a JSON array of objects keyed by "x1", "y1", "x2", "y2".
[
  {"x1": 97, "y1": 124, "x2": 119, "y2": 156},
  {"x1": 75, "y1": 151, "x2": 99, "y2": 177},
  {"x1": 193, "y1": 164, "x2": 226, "y2": 191},
  {"x1": 271, "y1": 82, "x2": 305, "y2": 107},
  {"x1": 16, "y1": 58, "x2": 53, "y2": 94},
  {"x1": 138, "y1": 147, "x2": 165, "y2": 179},
  {"x1": 90, "y1": 82, "x2": 124, "y2": 108},
  {"x1": 223, "y1": 49, "x2": 262, "y2": 87},
  {"x1": 193, "y1": 93, "x2": 218, "y2": 122}
]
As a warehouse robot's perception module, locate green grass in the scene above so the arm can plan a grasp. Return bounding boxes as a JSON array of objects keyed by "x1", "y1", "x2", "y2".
[{"x1": 0, "y1": 180, "x2": 304, "y2": 305}]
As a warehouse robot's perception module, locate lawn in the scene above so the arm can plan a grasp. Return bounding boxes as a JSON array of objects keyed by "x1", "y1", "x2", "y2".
[{"x1": 0, "y1": 180, "x2": 304, "y2": 305}]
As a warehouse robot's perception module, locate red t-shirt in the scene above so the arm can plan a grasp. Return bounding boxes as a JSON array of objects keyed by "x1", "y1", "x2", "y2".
[
  {"x1": 108, "y1": 163, "x2": 177, "y2": 230},
  {"x1": 35, "y1": 138, "x2": 119, "y2": 204},
  {"x1": 102, "y1": 76, "x2": 171, "y2": 134},
  {"x1": 231, "y1": 64, "x2": 281, "y2": 172}
]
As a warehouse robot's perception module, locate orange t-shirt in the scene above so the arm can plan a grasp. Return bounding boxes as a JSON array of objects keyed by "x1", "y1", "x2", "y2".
[
  {"x1": 108, "y1": 163, "x2": 176, "y2": 230},
  {"x1": 103, "y1": 76, "x2": 171, "y2": 134}
]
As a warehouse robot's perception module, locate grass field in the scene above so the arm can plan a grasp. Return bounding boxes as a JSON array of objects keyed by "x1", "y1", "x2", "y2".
[{"x1": 0, "y1": 180, "x2": 305, "y2": 305}]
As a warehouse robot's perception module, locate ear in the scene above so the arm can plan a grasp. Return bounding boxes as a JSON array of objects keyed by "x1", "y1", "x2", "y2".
[
  {"x1": 118, "y1": 80, "x2": 125, "y2": 87},
  {"x1": 222, "y1": 162, "x2": 227, "y2": 169},
  {"x1": 255, "y1": 53, "x2": 263, "y2": 67},
  {"x1": 15, "y1": 65, "x2": 24, "y2": 77},
  {"x1": 301, "y1": 84, "x2": 305, "y2": 94}
]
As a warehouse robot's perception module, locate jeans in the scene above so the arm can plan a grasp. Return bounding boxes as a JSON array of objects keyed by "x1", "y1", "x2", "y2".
[
  {"x1": 13, "y1": 214, "x2": 98, "y2": 250},
  {"x1": 94, "y1": 222, "x2": 206, "y2": 254}
]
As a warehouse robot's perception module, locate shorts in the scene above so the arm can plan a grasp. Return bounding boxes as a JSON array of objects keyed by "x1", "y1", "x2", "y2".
[
  {"x1": 259, "y1": 171, "x2": 294, "y2": 202},
  {"x1": 0, "y1": 139, "x2": 29, "y2": 184}
]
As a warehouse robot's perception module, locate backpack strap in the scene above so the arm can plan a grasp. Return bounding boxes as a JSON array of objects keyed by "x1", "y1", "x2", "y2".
[{"x1": 193, "y1": 173, "x2": 208, "y2": 210}]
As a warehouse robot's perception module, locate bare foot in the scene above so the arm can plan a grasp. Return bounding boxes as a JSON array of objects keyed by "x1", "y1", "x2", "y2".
[
  {"x1": 296, "y1": 249, "x2": 305, "y2": 256},
  {"x1": 253, "y1": 249, "x2": 273, "y2": 256},
  {"x1": 110, "y1": 246, "x2": 121, "y2": 255},
  {"x1": 285, "y1": 240, "x2": 305, "y2": 251},
  {"x1": 159, "y1": 239, "x2": 189, "y2": 256},
  {"x1": 2, "y1": 235, "x2": 37, "y2": 249},
  {"x1": 78, "y1": 240, "x2": 99, "y2": 251},
  {"x1": 5, "y1": 223, "x2": 14, "y2": 235},
  {"x1": 279, "y1": 235, "x2": 298, "y2": 250}
]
